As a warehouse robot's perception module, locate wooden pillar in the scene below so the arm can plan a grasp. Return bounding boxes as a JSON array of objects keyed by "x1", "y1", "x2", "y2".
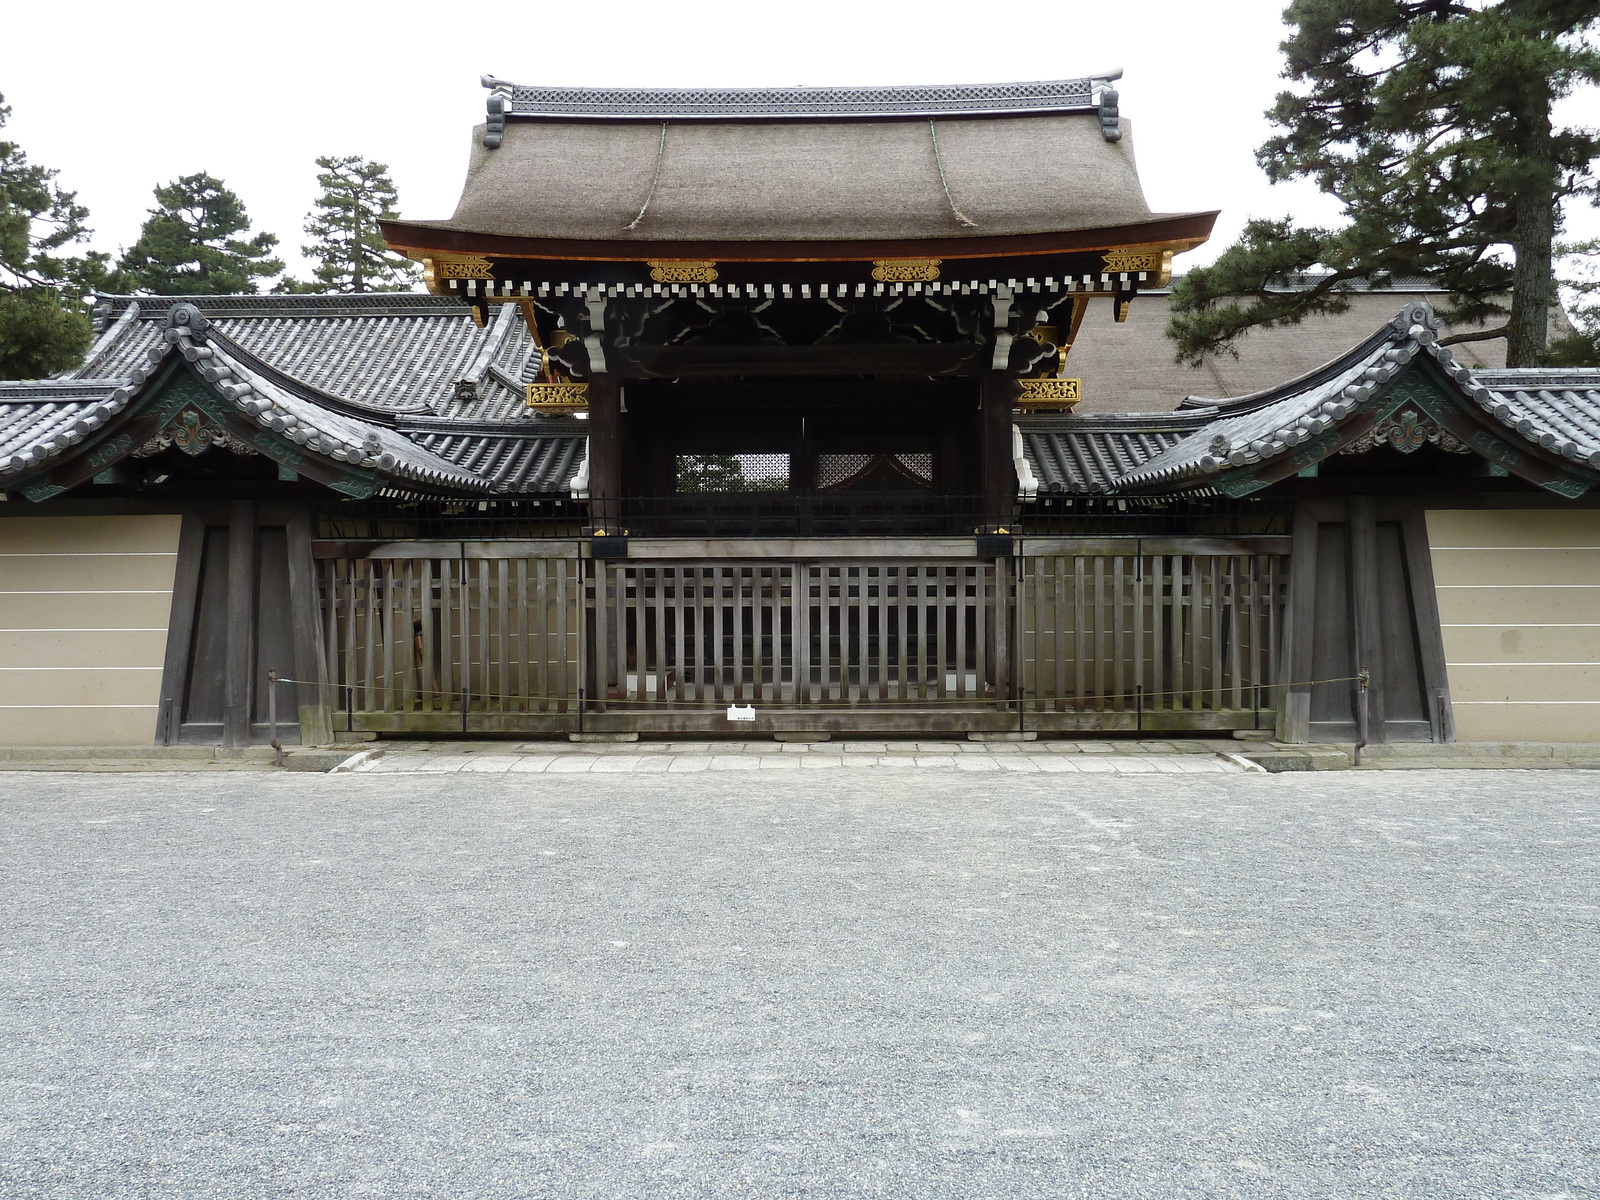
[
  {"x1": 222, "y1": 499, "x2": 258, "y2": 750},
  {"x1": 1277, "y1": 502, "x2": 1318, "y2": 744},
  {"x1": 286, "y1": 510, "x2": 332, "y2": 746},
  {"x1": 587, "y1": 375, "x2": 621, "y2": 531},
  {"x1": 1348, "y1": 495, "x2": 1386, "y2": 742},
  {"x1": 980, "y1": 372, "x2": 1015, "y2": 528}
]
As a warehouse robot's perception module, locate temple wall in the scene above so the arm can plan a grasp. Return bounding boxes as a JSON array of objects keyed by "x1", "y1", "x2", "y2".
[
  {"x1": 1428, "y1": 510, "x2": 1600, "y2": 742},
  {"x1": 0, "y1": 514, "x2": 182, "y2": 746}
]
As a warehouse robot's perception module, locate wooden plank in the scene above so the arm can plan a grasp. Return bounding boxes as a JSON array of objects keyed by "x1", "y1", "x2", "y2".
[
  {"x1": 223, "y1": 500, "x2": 258, "y2": 748},
  {"x1": 1278, "y1": 506, "x2": 1319, "y2": 744},
  {"x1": 1151, "y1": 555, "x2": 1165, "y2": 712},
  {"x1": 1210, "y1": 557, "x2": 1224, "y2": 713},
  {"x1": 516, "y1": 558, "x2": 529, "y2": 712},
  {"x1": 954, "y1": 562, "x2": 969, "y2": 701},
  {"x1": 592, "y1": 556, "x2": 608, "y2": 712},
  {"x1": 421, "y1": 559, "x2": 438, "y2": 713},
  {"x1": 1112, "y1": 555, "x2": 1126, "y2": 715},
  {"x1": 1349, "y1": 496, "x2": 1383, "y2": 741},
  {"x1": 1228, "y1": 557, "x2": 1243, "y2": 713},
  {"x1": 1132, "y1": 552, "x2": 1146, "y2": 718},
  {"x1": 993, "y1": 557, "x2": 1011, "y2": 705},
  {"x1": 380, "y1": 559, "x2": 395, "y2": 713},
  {"x1": 156, "y1": 511, "x2": 206, "y2": 746}
]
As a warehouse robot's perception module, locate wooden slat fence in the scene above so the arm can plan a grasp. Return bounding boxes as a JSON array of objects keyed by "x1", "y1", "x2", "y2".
[
  {"x1": 315, "y1": 537, "x2": 1288, "y2": 732},
  {"x1": 318, "y1": 545, "x2": 581, "y2": 723},
  {"x1": 1019, "y1": 538, "x2": 1289, "y2": 726}
]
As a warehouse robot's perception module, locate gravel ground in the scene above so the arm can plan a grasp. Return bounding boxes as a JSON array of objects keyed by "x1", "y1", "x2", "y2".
[{"x1": 0, "y1": 770, "x2": 1595, "y2": 1199}]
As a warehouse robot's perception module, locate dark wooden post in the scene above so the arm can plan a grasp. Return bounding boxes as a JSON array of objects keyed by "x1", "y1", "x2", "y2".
[
  {"x1": 223, "y1": 499, "x2": 258, "y2": 750},
  {"x1": 1277, "y1": 502, "x2": 1318, "y2": 744},
  {"x1": 1348, "y1": 495, "x2": 1385, "y2": 742},
  {"x1": 587, "y1": 375, "x2": 621, "y2": 531},
  {"x1": 286, "y1": 510, "x2": 333, "y2": 746},
  {"x1": 979, "y1": 372, "x2": 1015, "y2": 529}
]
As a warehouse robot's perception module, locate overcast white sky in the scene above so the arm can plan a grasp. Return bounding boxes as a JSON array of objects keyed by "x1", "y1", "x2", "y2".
[{"x1": 4, "y1": 0, "x2": 1597, "y2": 280}]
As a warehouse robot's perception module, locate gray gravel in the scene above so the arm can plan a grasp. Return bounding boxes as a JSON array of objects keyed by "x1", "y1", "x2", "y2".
[{"x1": 1, "y1": 770, "x2": 1595, "y2": 1199}]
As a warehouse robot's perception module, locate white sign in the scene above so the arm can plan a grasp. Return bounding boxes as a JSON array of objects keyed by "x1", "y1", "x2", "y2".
[{"x1": 726, "y1": 704, "x2": 756, "y2": 721}]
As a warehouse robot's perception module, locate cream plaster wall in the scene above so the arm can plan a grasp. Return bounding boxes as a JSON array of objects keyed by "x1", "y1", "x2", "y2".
[
  {"x1": 1428, "y1": 510, "x2": 1600, "y2": 742},
  {"x1": 0, "y1": 514, "x2": 182, "y2": 745}
]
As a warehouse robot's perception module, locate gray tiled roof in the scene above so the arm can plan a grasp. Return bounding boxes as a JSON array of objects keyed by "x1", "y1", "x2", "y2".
[
  {"x1": 75, "y1": 294, "x2": 543, "y2": 418},
  {"x1": 404, "y1": 422, "x2": 588, "y2": 494},
  {"x1": 0, "y1": 381, "x2": 125, "y2": 470},
  {"x1": 1016, "y1": 414, "x2": 1208, "y2": 494},
  {"x1": 1113, "y1": 302, "x2": 1600, "y2": 491}
]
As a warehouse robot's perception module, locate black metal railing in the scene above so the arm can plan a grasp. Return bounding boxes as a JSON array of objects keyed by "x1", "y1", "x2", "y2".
[{"x1": 313, "y1": 493, "x2": 1290, "y2": 542}]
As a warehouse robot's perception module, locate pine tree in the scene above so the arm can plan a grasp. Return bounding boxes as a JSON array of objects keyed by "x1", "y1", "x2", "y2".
[
  {"x1": 1550, "y1": 239, "x2": 1600, "y2": 366},
  {"x1": 1168, "y1": 1, "x2": 1600, "y2": 368},
  {"x1": 119, "y1": 172, "x2": 283, "y2": 295},
  {"x1": 293, "y1": 156, "x2": 418, "y2": 293},
  {"x1": 0, "y1": 93, "x2": 118, "y2": 378}
]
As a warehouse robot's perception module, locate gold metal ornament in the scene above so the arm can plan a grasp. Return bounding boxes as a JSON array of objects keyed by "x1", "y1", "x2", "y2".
[
  {"x1": 1101, "y1": 250, "x2": 1163, "y2": 274},
  {"x1": 526, "y1": 382, "x2": 590, "y2": 413},
  {"x1": 1016, "y1": 378, "x2": 1082, "y2": 411},
  {"x1": 871, "y1": 259, "x2": 942, "y2": 282},
  {"x1": 648, "y1": 261, "x2": 719, "y2": 283},
  {"x1": 430, "y1": 254, "x2": 496, "y2": 281}
]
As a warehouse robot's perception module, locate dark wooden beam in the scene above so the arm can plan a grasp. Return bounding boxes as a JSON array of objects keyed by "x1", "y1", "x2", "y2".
[
  {"x1": 1348, "y1": 495, "x2": 1385, "y2": 742},
  {"x1": 614, "y1": 343, "x2": 987, "y2": 378},
  {"x1": 222, "y1": 500, "x2": 258, "y2": 750},
  {"x1": 980, "y1": 373, "x2": 1016, "y2": 527},
  {"x1": 587, "y1": 375, "x2": 622, "y2": 531}
]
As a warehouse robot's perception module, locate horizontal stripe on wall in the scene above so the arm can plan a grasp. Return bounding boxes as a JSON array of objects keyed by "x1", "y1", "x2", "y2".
[
  {"x1": 1431, "y1": 545, "x2": 1600, "y2": 551},
  {"x1": 1442, "y1": 623, "x2": 1600, "y2": 627},
  {"x1": 0, "y1": 704, "x2": 159, "y2": 709},
  {"x1": 1453, "y1": 700, "x2": 1600, "y2": 705},
  {"x1": 0, "y1": 590, "x2": 174, "y2": 595},
  {"x1": 1436, "y1": 584, "x2": 1600, "y2": 589},
  {"x1": 1446, "y1": 661, "x2": 1600, "y2": 667},
  {"x1": 0, "y1": 628, "x2": 169, "y2": 633},
  {"x1": 1, "y1": 666, "x2": 164, "y2": 671},
  {"x1": 0, "y1": 552, "x2": 178, "y2": 557}
]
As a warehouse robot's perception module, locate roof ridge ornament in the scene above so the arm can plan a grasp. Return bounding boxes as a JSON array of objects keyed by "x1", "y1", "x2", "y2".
[{"x1": 478, "y1": 73, "x2": 1128, "y2": 140}]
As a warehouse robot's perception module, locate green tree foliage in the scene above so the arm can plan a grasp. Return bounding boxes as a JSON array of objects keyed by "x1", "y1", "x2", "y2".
[
  {"x1": 1169, "y1": 1, "x2": 1600, "y2": 368},
  {"x1": 0, "y1": 93, "x2": 118, "y2": 378},
  {"x1": 288, "y1": 156, "x2": 418, "y2": 293},
  {"x1": 120, "y1": 172, "x2": 283, "y2": 295},
  {"x1": 1549, "y1": 239, "x2": 1600, "y2": 365}
]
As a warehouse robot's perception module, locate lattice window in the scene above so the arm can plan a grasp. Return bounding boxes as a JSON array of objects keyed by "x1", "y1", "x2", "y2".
[
  {"x1": 675, "y1": 453, "x2": 791, "y2": 494},
  {"x1": 816, "y1": 453, "x2": 934, "y2": 491}
]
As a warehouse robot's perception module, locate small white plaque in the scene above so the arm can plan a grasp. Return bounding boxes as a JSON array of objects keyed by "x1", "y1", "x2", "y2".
[{"x1": 726, "y1": 704, "x2": 756, "y2": 721}]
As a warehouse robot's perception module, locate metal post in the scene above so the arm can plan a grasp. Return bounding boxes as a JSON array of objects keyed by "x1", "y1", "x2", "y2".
[{"x1": 268, "y1": 667, "x2": 283, "y2": 768}]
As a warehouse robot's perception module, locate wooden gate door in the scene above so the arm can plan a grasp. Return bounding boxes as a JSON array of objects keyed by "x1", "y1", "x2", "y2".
[{"x1": 583, "y1": 557, "x2": 1015, "y2": 733}]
